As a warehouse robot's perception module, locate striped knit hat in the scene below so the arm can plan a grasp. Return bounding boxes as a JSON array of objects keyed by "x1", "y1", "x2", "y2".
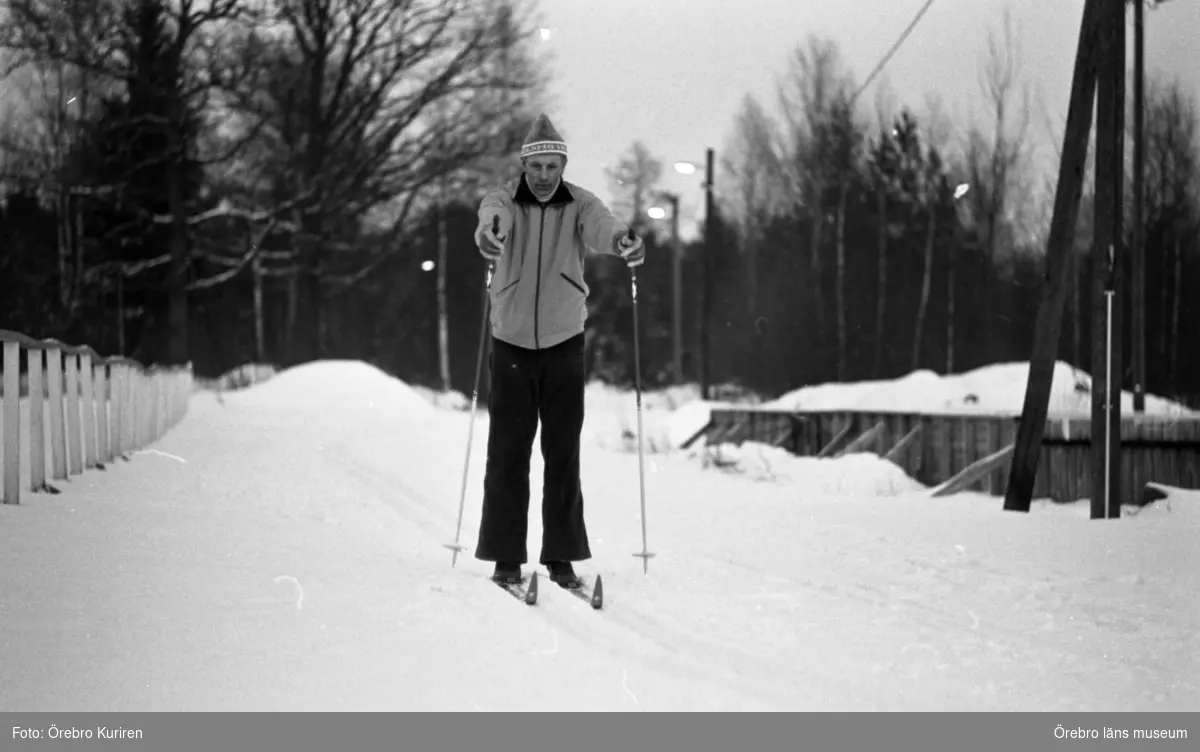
[{"x1": 520, "y1": 113, "x2": 567, "y2": 160}]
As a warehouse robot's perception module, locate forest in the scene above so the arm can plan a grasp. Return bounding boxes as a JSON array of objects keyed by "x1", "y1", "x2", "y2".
[{"x1": 0, "y1": 1, "x2": 1196, "y2": 408}]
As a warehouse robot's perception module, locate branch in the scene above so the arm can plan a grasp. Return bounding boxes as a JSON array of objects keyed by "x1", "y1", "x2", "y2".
[{"x1": 147, "y1": 194, "x2": 314, "y2": 231}]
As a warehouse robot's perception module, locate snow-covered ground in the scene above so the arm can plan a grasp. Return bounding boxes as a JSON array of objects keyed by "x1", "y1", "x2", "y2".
[{"x1": 1, "y1": 359, "x2": 1197, "y2": 711}]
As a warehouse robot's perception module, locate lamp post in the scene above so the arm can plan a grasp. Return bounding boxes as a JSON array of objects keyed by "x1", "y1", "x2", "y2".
[
  {"x1": 649, "y1": 192, "x2": 683, "y2": 384},
  {"x1": 673, "y1": 149, "x2": 715, "y2": 400},
  {"x1": 948, "y1": 182, "x2": 970, "y2": 374}
]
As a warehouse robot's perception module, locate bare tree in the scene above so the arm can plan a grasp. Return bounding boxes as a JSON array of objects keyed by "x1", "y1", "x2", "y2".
[
  {"x1": 1141, "y1": 76, "x2": 1198, "y2": 388},
  {"x1": 963, "y1": 8, "x2": 1034, "y2": 263},
  {"x1": 219, "y1": 0, "x2": 547, "y2": 362},
  {"x1": 3, "y1": 0, "x2": 257, "y2": 363},
  {"x1": 911, "y1": 141, "x2": 950, "y2": 372},
  {"x1": 605, "y1": 140, "x2": 663, "y2": 230},
  {"x1": 777, "y1": 34, "x2": 854, "y2": 347},
  {"x1": 0, "y1": 1, "x2": 126, "y2": 319},
  {"x1": 823, "y1": 90, "x2": 863, "y2": 380},
  {"x1": 1038, "y1": 93, "x2": 1098, "y2": 368},
  {"x1": 720, "y1": 93, "x2": 785, "y2": 318},
  {"x1": 921, "y1": 91, "x2": 954, "y2": 157},
  {"x1": 869, "y1": 92, "x2": 897, "y2": 376}
]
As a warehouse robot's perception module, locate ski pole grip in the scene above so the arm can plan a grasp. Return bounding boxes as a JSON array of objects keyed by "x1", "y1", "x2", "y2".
[{"x1": 493, "y1": 215, "x2": 500, "y2": 235}]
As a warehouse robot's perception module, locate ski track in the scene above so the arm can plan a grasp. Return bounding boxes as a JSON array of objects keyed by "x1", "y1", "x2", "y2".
[{"x1": 324, "y1": 427, "x2": 810, "y2": 708}]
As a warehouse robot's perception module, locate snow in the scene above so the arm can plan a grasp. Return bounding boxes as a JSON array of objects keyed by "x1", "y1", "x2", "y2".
[
  {"x1": 1, "y1": 360, "x2": 1197, "y2": 711},
  {"x1": 762, "y1": 361, "x2": 1196, "y2": 417},
  {"x1": 691, "y1": 442, "x2": 928, "y2": 496}
]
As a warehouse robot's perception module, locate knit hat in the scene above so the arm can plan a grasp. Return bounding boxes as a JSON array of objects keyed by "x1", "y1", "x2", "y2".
[{"x1": 520, "y1": 113, "x2": 567, "y2": 160}]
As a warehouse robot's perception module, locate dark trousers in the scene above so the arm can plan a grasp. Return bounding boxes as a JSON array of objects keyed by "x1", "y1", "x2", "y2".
[{"x1": 475, "y1": 332, "x2": 591, "y2": 565}]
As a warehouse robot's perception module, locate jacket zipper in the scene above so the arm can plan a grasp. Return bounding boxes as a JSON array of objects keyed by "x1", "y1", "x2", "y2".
[{"x1": 534, "y1": 206, "x2": 546, "y2": 348}]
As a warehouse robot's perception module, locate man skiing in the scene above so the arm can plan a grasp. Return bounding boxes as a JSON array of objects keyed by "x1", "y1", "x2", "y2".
[{"x1": 472, "y1": 113, "x2": 645, "y2": 589}]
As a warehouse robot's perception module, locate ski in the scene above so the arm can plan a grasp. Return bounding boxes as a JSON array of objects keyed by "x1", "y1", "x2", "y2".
[
  {"x1": 493, "y1": 570, "x2": 538, "y2": 605},
  {"x1": 552, "y1": 573, "x2": 603, "y2": 610}
]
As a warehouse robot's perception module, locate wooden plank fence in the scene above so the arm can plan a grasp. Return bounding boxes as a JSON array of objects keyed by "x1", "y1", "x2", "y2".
[
  {"x1": 0, "y1": 329, "x2": 193, "y2": 506},
  {"x1": 701, "y1": 407, "x2": 1200, "y2": 504}
]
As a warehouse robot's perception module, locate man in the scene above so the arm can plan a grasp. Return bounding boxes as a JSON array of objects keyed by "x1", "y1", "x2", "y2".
[{"x1": 472, "y1": 113, "x2": 645, "y2": 588}]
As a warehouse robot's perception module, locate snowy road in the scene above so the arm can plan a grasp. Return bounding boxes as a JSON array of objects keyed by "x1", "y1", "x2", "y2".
[{"x1": 1, "y1": 363, "x2": 1196, "y2": 711}]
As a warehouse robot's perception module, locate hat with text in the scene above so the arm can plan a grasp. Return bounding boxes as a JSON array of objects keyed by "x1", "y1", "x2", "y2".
[{"x1": 520, "y1": 113, "x2": 567, "y2": 160}]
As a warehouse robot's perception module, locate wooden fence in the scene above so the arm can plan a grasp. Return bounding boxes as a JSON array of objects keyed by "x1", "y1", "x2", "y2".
[
  {"x1": 0, "y1": 329, "x2": 193, "y2": 506},
  {"x1": 697, "y1": 407, "x2": 1200, "y2": 504}
]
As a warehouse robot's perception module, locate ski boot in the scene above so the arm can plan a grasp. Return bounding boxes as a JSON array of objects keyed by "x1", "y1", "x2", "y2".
[
  {"x1": 492, "y1": 562, "x2": 523, "y2": 585},
  {"x1": 545, "y1": 561, "x2": 583, "y2": 589}
]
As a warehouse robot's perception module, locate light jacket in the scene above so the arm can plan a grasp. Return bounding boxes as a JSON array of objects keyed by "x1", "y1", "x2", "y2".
[{"x1": 474, "y1": 174, "x2": 628, "y2": 350}]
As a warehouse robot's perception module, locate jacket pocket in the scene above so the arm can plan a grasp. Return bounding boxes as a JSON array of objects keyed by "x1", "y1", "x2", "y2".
[
  {"x1": 493, "y1": 278, "x2": 521, "y2": 297},
  {"x1": 490, "y1": 275, "x2": 529, "y2": 340},
  {"x1": 560, "y1": 272, "x2": 587, "y2": 296}
]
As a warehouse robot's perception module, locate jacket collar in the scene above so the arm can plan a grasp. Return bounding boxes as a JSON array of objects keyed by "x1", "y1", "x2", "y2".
[{"x1": 512, "y1": 173, "x2": 575, "y2": 206}]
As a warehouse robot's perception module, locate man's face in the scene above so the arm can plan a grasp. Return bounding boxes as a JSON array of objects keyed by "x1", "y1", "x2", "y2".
[{"x1": 523, "y1": 155, "x2": 565, "y2": 194}]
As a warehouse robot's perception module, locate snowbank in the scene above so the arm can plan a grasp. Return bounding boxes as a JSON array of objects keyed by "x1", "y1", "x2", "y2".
[
  {"x1": 572, "y1": 361, "x2": 1197, "y2": 500},
  {"x1": 196, "y1": 363, "x2": 278, "y2": 392},
  {"x1": 583, "y1": 381, "x2": 745, "y2": 455},
  {"x1": 234, "y1": 360, "x2": 436, "y2": 417},
  {"x1": 583, "y1": 361, "x2": 1194, "y2": 456},
  {"x1": 689, "y1": 440, "x2": 927, "y2": 496},
  {"x1": 763, "y1": 361, "x2": 1195, "y2": 417},
  {"x1": 410, "y1": 385, "x2": 471, "y2": 411}
]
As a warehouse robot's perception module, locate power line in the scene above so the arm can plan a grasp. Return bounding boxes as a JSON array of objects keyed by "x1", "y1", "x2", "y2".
[{"x1": 851, "y1": 0, "x2": 939, "y2": 105}]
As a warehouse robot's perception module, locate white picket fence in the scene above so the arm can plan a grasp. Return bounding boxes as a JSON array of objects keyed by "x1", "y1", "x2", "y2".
[{"x1": 0, "y1": 329, "x2": 193, "y2": 505}]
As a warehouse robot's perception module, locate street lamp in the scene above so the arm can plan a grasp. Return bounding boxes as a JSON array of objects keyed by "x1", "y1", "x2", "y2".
[
  {"x1": 672, "y1": 149, "x2": 715, "y2": 400},
  {"x1": 648, "y1": 191, "x2": 683, "y2": 385}
]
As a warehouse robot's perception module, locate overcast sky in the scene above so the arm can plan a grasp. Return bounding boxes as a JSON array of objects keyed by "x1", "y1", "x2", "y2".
[{"x1": 533, "y1": 0, "x2": 1199, "y2": 238}]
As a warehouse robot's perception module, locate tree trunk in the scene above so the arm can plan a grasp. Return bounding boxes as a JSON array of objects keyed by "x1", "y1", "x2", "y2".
[
  {"x1": 286, "y1": 270, "x2": 299, "y2": 364},
  {"x1": 253, "y1": 252, "x2": 265, "y2": 363},
  {"x1": 116, "y1": 271, "x2": 126, "y2": 356},
  {"x1": 874, "y1": 188, "x2": 887, "y2": 376},
  {"x1": 1170, "y1": 232, "x2": 1182, "y2": 389},
  {"x1": 835, "y1": 181, "x2": 847, "y2": 381},
  {"x1": 745, "y1": 228, "x2": 758, "y2": 320},
  {"x1": 912, "y1": 207, "x2": 937, "y2": 371},
  {"x1": 1159, "y1": 230, "x2": 1170, "y2": 365},
  {"x1": 289, "y1": 212, "x2": 325, "y2": 363},
  {"x1": 166, "y1": 151, "x2": 190, "y2": 366},
  {"x1": 808, "y1": 182, "x2": 826, "y2": 347},
  {"x1": 946, "y1": 235, "x2": 956, "y2": 374},
  {"x1": 437, "y1": 195, "x2": 451, "y2": 392},
  {"x1": 57, "y1": 191, "x2": 73, "y2": 311}
]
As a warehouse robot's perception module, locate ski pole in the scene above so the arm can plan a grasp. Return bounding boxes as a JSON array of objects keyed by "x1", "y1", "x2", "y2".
[
  {"x1": 445, "y1": 215, "x2": 500, "y2": 566},
  {"x1": 626, "y1": 227, "x2": 655, "y2": 574},
  {"x1": 1103, "y1": 243, "x2": 1113, "y2": 517}
]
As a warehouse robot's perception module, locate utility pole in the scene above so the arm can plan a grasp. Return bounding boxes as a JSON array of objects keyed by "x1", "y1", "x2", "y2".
[
  {"x1": 1004, "y1": 0, "x2": 1103, "y2": 512},
  {"x1": 669, "y1": 194, "x2": 683, "y2": 385},
  {"x1": 701, "y1": 148, "x2": 715, "y2": 400},
  {"x1": 1091, "y1": 0, "x2": 1125, "y2": 519},
  {"x1": 1132, "y1": 0, "x2": 1146, "y2": 413}
]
